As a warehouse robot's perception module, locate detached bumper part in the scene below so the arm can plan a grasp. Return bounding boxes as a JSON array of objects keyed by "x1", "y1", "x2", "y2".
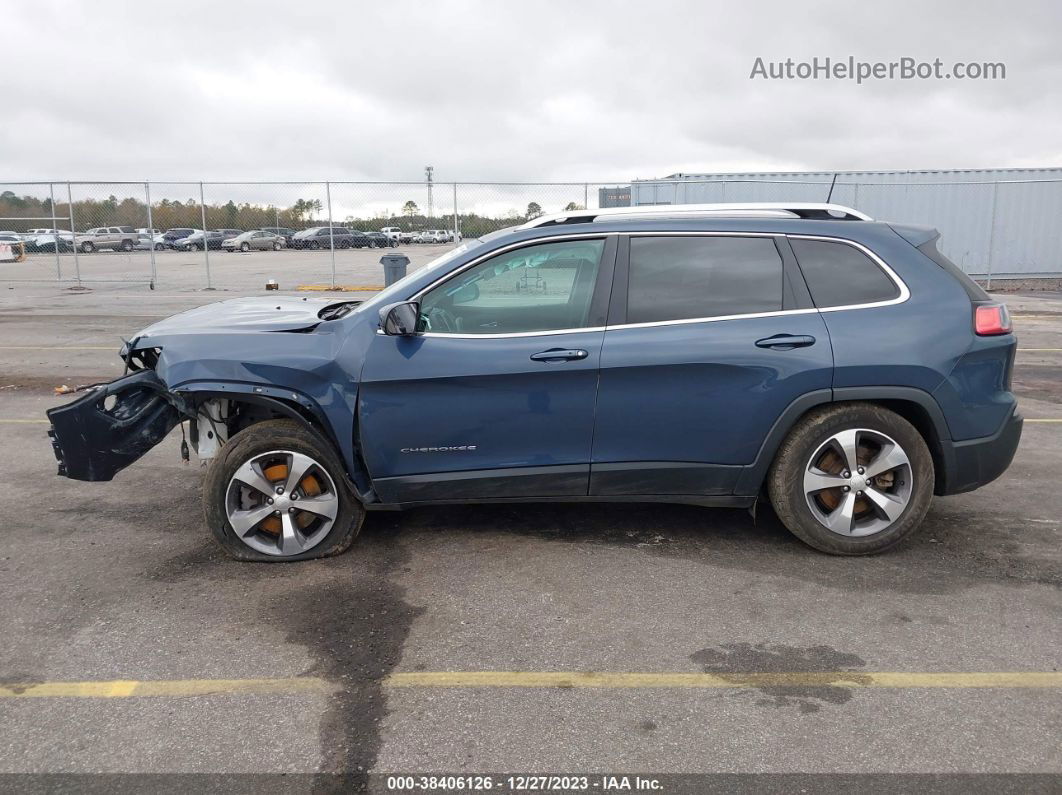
[{"x1": 46, "y1": 370, "x2": 182, "y2": 482}]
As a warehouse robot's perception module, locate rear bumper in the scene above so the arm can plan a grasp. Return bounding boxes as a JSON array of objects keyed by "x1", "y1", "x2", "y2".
[
  {"x1": 46, "y1": 370, "x2": 185, "y2": 482},
  {"x1": 939, "y1": 408, "x2": 1023, "y2": 495}
]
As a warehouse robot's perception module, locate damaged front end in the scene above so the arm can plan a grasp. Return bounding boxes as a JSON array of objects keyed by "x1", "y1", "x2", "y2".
[{"x1": 46, "y1": 369, "x2": 191, "y2": 482}]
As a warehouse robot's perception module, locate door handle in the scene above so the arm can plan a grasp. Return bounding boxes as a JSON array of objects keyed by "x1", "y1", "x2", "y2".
[
  {"x1": 530, "y1": 348, "x2": 589, "y2": 362},
  {"x1": 755, "y1": 334, "x2": 816, "y2": 350}
]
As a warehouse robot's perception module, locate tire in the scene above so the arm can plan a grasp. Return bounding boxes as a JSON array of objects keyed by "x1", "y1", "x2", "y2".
[
  {"x1": 203, "y1": 419, "x2": 364, "y2": 562},
  {"x1": 120, "y1": 239, "x2": 134, "y2": 252},
  {"x1": 154, "y1": 243, "x2": 164, "y2": 251},
  {"x1": 273, "y1": 242, "x2": 282, "y2": 251},
  {"x1": 310, "y1": 240, "x2": 320, "y2": 250},
  {"x1": 767, "y1": 402, "x2": 934, "y2": 555},
  {"x1": 240, "y1": 242, "x2": 250, "y2": 252},
  {"x1": 80, "y1": 241, "x2": 95, "y2": 253}
]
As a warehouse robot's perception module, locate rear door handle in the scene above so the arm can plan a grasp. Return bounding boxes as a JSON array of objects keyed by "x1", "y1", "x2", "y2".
[
  {"x1": 755, "y1": 334, "x2": 816, "y2": 350},
  {"x1": 530, "y1": 348, "x2": 589, "y2": 362}
]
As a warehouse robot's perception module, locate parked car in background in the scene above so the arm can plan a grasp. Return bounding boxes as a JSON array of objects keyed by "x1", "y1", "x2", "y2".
[
  {"x1": 135, "y1": 233, "x2": 165, "y2": 251},
  {"x1": 76, "y1": 226, "x2": 139, "y2": 253},
  {"x1": 397, "y1": 230, "x2": 416, "y2": 244},
  {"x1": 136, "y1": 228, "x2": 162, "y2": 237},
  {"x1": 289, "y1": 227, "x2": 368, "y2": 249},
  {"x1": 365, "y1": 231, "x2": 398, "y2": 248},
  {"x1": 177, "y1": 230, "x2": 226, "y2": 251},
  {"x1": 222, "y1": 230, "x2": 285, "y2": 252},
  {"x1": 162, "y1": 228, "x2": 199, "y2": 248},
  {"x1": 22, "y1": 229, "x2": 74, "y2": 253},
  {"x1": 46, "y1": 201, "x2": 1023, "y2": 561},
  {"x1": 380, "y1": 226, "x2": 402, "y2": 243},
  {"x1": 261, "y1": 227, "x2": 295, "y2": 245},
  {"x1": 180, "y1": 229, "x2": 243, "y2": 251}
]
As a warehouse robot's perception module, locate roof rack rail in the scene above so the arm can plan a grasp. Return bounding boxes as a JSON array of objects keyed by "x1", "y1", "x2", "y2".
[{"x1": 520, "y1": 202, "x2": 872, "y2": 229}]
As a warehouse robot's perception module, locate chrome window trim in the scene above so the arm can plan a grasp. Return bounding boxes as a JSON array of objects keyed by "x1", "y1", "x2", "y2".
[{"x1": 388, "y1": 230, "x2": 909, "y2": 339}]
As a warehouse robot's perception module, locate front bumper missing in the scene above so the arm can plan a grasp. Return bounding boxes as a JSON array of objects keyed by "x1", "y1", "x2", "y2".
[{"x1": 46, "y1": 369, "x2": 186, "y2": 482}]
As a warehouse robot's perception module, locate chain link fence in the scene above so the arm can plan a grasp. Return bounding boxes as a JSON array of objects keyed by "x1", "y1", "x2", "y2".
[{"x1": 2, "y1": 176, "x2": 1060, "y2": 290}]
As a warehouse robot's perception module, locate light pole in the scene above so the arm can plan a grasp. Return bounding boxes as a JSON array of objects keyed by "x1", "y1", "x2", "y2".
[{"x1": 425, "y1": 165, "x2": 434, "y2": 223}]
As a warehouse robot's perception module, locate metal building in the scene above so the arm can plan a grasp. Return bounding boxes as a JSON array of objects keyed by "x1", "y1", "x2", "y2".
[{"x1": 630, "y1": 169, "x2": 1062, "y2": 278}]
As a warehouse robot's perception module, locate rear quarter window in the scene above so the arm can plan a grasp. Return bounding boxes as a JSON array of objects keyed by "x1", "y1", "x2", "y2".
[{"x1": 790, "y1": 238, "x2": 900, "y2": 308}]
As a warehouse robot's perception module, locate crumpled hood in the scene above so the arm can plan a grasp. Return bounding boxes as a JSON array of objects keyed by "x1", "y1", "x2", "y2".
[{"x1": 134, "y1": 296, "x2": 338, "y2": 341}]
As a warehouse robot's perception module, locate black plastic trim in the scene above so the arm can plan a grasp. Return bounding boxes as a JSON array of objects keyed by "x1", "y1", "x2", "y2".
[
  {"x1": 372, "y1": 464, "x2": 589, "y2": 504},
  {"x1": 590, "y1": 461, "x2": 742, "y2": 496},
  {"x1": 365, "y1": 494, "x2": 755, "y2": 511},
  {"x1": 943, "y1": 408, "x2": 1023, "y2": 495}
]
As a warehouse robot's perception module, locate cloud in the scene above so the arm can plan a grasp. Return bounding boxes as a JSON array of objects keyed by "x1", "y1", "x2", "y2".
[{"x1": 1, "y1": 0, "x2": 1060, "y2": 189}]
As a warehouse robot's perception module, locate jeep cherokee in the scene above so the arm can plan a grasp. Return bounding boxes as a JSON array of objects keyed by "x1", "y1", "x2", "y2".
[{"x1": 46, "y1": 202, "x2": 1022, "y2": 560}]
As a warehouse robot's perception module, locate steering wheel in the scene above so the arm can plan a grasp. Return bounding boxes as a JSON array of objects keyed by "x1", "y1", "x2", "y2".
[{"x1": 422, "y1": 306, "x2": 458, "y2": 333}]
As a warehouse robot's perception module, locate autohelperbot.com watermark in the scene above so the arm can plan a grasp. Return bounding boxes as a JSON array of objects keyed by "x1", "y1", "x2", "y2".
[{"x1": 750, "y1": 56, "x2": 1006, "y2": 83}]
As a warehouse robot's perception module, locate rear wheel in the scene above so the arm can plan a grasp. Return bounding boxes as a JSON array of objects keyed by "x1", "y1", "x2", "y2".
[
  {"x1": 80, "y1": 241, "x2": 95, "y2": 253},
  {"x1": 240, "y1": 242, "x2": 250, "y2": 252},
  {"x1": 120, "y1": 239, "x2": 134, "y2": 252},
  {"x1": 203, "y1": 419, "x2": 363, "y2": 561},
  {"x1": 767, "y1": 403, "x2": 934, "y2": 555},
  {"x1": 273, "y1": 241, "x2": 282, "y2": 251}
]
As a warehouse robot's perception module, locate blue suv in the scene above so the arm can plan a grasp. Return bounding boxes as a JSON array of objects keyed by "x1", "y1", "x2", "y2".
[{"x1": 46, "y1": 203, "x2": 1022, "y2": 560}]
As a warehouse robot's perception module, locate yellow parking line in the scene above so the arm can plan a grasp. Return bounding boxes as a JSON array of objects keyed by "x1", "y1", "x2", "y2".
[
  {"x1": 1026, "y1": 419, "x2": 1062, "y2": 423},
  {"x1": 0, "y1": 677, "x2": 331, "y2": 698},
  {"x1": 0, "y1": 419, "x2": 49, "y2": 424},
  {"x1": 2, "y1": 673, "x2": 1058, "y2": 698},
  {"x1": 383, "y1": 671, "x2": 1062, "y2": 689},
  {"x1": 1018, "y1": 348, "x2": 1062, "y2": 352},
  {"x1": 0, "y1": 346, "x2": 114, "y2": 351}
]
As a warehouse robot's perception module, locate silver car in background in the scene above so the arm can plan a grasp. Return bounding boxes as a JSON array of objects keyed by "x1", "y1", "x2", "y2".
[{"x1": 221, "y1": 230, "x2": 285, "y2": 252}]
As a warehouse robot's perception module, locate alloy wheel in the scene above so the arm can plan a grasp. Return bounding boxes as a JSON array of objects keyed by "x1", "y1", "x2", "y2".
[
  {"x1": 225, "y1": 450, "x2": 340, "y2": 557},
  {"x1": 803, "y1": 428, "x2": 913, "y2": 537}
]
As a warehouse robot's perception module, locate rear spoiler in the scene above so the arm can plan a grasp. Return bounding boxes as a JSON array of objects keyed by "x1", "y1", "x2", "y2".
[{"x1": 889, "y1": 223, "x2": 940, "y2": 248}]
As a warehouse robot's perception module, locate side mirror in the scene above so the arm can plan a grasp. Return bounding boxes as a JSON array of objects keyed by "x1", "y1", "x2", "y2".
[{"x1": 379, "y1": 301, "x2": 420, "y2": 336}]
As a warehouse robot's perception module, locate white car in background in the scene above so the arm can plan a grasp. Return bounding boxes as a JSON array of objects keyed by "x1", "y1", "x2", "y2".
[{"x1": 135, "y1": 233, "x2": 166, "y2": 251}]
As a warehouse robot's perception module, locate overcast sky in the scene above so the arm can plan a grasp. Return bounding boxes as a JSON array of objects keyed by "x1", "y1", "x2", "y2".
[{"x1": 3, "y1": 0, "x2": 1061, "y2": 184}]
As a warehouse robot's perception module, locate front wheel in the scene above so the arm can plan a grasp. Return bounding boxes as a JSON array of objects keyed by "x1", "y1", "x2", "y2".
[
  {"x1": 240, "y1": 242, "x2": 250, "y2": 252},
  {"x1": 273, "y1": 242, "x2": 282, "y2": 251},
  {"x1": 767, "y1": 403, "x2": 934, "y2": 555},
  {"x1": 203, "y1": 419, "x2": 363, "y2": 561},
  {"x1": 80, "y1": 241, "x2": 95, "y2": 253}
]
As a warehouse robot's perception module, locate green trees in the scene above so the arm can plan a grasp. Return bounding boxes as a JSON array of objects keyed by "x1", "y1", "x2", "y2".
[
  {"x1": 402, "y1": 200, "x2": 419, "y2": 226},
  {"x1": 526, "y1": 201, "x2": 543, "y2": 219}
]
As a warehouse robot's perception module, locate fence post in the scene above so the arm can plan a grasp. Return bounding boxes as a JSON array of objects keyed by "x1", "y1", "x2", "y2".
[
  {"x1": 583, "y1": 183, "x2": 588, "y2": 209},
  {"x1": 145, "y1": 181, "x2": 156, "y2": 288},
  {"x1": 199, "y1": 181, "x2": 213, "y2": 290},
  {"x1": 452, "y1": 183, "x2": 458, "y2": 242},
  {"x1": 49, "y1": 183, "x2": 61, "y2": 282},
  {"x1": 985, "y1": 181, "x2": 1000, "y2": 290},
  {"x1": 326, "y1": 181, "x2": 336, "y2": 288},
  {"x1": 66, "y1": 182, "x2": 82, "y2": 288}
]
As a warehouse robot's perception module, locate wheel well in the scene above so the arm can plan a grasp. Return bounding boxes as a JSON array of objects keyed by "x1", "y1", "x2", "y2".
[
  {"x1": 191, "y1": 392, "x2": 373, "y2": 498},
  {"x1": 832, "y1": 398, "x2": 947, "y2": 494}
]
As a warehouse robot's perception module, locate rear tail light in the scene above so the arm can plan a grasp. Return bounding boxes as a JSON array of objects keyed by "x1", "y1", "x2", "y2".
[{"x1": 975, "y1": 303, "x2": 1012, "y2": 336}]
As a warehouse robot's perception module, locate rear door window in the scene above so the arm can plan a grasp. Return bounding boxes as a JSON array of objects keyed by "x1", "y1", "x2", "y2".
[
  {"x1": 626, "y1": 236, "x2": 784, "y2": 324},
  {"x1": 790, "y1": 238, "x2": 899, "y2": 308}
]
